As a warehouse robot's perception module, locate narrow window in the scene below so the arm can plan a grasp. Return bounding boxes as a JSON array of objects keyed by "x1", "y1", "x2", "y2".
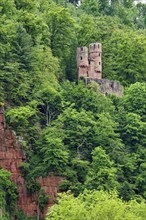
[
  {"x1": 94, "y1": 44, "x2": 96, "y2": 49},
  {"x1": 98, "y1": 44, "x2": 100, "y2": 49},
  {"x1": 99, "y1": 62, "x2": 101, "y2": 65},
  {"x1": 99, "y1": 53, "x2": 100, "y2": 56},
  {"x1": 81, "y1": 47, "x2": 83, "y2": 51},
  {"x1": 111, "y1": 82, "x2": 114, "y2": 88},
  {"x1": 81, "y1": 56, "x2": 82, "y2": 60}
]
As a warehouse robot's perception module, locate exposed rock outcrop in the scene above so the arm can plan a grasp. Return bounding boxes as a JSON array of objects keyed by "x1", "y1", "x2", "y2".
[{"x1": 0, "y1": 105, "x2": 63, "y2": 219}]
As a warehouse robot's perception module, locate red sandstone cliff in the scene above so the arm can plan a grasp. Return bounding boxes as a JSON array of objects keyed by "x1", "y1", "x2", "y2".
[{"x1": 0, "y1": 105, "x2": 63, "y2": 219}]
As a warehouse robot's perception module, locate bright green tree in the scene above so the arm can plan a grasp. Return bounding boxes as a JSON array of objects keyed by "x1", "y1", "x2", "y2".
[
  {"x1": 85, "y1": 147, "x2": 118, "y2": 191},
  {"x1": 36, "y1": 85, "x2": 62, "y2": 125},
  {"x1": 46, "y1": 190, "x2": 146, "y2": 220},
  {"x1": 61, "y1": 81, "x2": 115, "y2": 115},
  {"x1": 103, "y1": 29, "x2": 146, "y2": 85},
  {"x1": 121, "y1": 82, "x2": 146, "y2": 120},
  {"x1": 6, "y1": 101, "x2": 38, "y2": 135},
  {"x1": 36, "y1": 127, "x2": 69, "y2": 176},
  {"x1": 0, "y1": 0, "x2": 16, "y2": 17}
]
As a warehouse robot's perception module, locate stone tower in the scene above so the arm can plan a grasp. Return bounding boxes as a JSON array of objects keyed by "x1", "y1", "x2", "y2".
[
  {"x1": 88, "y1": 42, "x2": 102, "y2": 79},
  {"x1": 77, "y1": 46, "x2": 89, "y2": 79},
  {"x1": 77, "y1": 43, "x2": 102, "y2": 79}
]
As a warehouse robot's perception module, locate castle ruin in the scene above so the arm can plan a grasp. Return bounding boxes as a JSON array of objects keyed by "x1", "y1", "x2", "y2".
[
  {"x1": 77, "y1": 42, "x2": 102, "y2": 79},
  {"x1": 77, "y1": 42, "x2": 123, "y2": 96}
]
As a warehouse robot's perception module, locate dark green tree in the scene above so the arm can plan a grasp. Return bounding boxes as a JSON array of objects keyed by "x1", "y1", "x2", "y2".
[
  {"x1": 80, "y1": 0, "x2": 100, "y2": 16},
  {"x1": 1, "y1": 24, "x2": 37, "y2": 104},
  {"x1": 136, "y1": 3, "x2": 146, "y2": 29},
  {"x1": 98, "y1": 0, "x2": 110, "y2": 14},
  {"x1": 0, "y1": 169, "x2": 17, "y2": 217}
]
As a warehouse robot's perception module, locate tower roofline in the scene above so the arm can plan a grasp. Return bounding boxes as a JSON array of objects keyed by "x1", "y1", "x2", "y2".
[
  {"x1": 89, "y1": 42, "x2": 101, "y2": 46},
  {"x1": 77, "y1": 46, "x2": 88, "y2": 53}
]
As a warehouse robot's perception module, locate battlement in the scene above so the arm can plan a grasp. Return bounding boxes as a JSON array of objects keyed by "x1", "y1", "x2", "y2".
[{"x1": 89, "y1": 42, "x2": 102, "y2": 54}]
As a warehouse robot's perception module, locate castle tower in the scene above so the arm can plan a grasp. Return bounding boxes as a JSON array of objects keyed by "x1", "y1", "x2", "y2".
[
  {"x1": 77, "y1": 46, "x2": 89, "y2": 79},
  {"x1": 88, "y1": 42, "x2": 102, "y2": 79}
]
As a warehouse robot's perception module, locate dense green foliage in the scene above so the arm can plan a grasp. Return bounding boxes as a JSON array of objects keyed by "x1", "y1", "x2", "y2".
[
  {"x1": 0, "y1": 0, "x2": 146, "y2": 219},
  {"x1": 46, "y1": 190, "x2": 146, "y2": 220},
  {"x1": 0, "y1": 169, "x2": 17, "y2": 219}
]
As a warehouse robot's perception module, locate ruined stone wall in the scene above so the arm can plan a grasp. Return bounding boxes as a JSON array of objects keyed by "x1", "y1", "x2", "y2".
[
  {"x1": 0, "y1": 106, "x2": 63, "y2": 219},
  {"x1": 84, "y1": 78, "x2": 123, "y2": 96}
]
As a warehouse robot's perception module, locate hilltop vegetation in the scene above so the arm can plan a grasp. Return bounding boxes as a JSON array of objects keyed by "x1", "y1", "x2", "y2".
[{"x1": 0, "y1": 0, "x2": 146, "y2": 219}]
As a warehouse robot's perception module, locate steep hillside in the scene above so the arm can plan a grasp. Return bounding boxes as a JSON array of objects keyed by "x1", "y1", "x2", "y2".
[{"x1": 0, "y1": 0, "x2": 146, "y2": 219}]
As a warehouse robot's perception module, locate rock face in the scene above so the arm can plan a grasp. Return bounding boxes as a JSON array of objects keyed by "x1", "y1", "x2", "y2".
[{"x1": 0, "y1": 105, "x2": 63, "y2": 219}]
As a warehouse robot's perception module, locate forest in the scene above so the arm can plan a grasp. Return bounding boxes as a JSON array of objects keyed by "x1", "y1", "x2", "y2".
[{"x1": 0, "y1": 0, "x2": 146, "y2": 219}]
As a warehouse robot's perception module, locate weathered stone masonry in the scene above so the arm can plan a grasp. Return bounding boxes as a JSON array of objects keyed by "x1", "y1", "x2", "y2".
[
  {"x1": 0, "y1": 106, "x2": 63, "y2": 219},
  {"x1": 77, "y1": 42, "x2": 102, "y2": 80}
]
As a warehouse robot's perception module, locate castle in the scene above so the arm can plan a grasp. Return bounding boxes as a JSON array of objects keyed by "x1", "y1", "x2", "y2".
[{"x1": 77, "y1": 42, "x2": 123, "y2": 96}]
